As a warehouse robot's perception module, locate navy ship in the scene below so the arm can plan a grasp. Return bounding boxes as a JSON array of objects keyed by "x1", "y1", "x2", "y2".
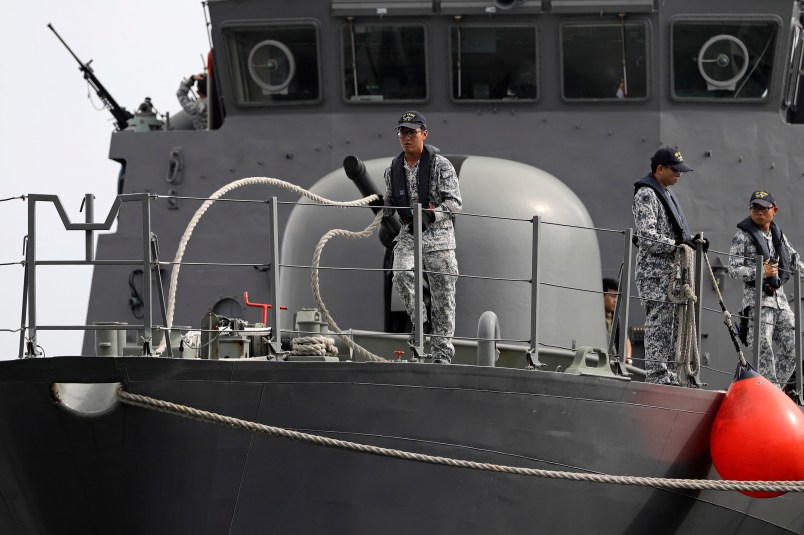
[{"x1": 2, "y1": 0, "x2": 804, "y2": 533}]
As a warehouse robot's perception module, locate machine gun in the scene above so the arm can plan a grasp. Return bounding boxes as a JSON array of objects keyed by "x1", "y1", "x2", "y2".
[{"x1": 48, "y1": 23, "x2": 134, "y2": 131}]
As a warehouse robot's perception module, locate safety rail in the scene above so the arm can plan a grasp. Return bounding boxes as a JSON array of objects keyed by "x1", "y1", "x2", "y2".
[{"x1": 3, "y1": 190, "x2": 801, "y2": 398}]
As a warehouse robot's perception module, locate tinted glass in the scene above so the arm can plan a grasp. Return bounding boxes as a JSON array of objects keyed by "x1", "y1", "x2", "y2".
[
  {"x1": 672, "y1": 20, "x2": 777, "y2": 101},
  {"x1": 562, "y1": 23, "x2": 648, "y2": 101},
  {"x1": 224, "y1": 23, "x2": 320, "y2": 105},
  {"x1": 450, "y1": 25, "x2": 538, "y2": 101},
  {"x1": 343, "y1": 23, "x2": 427, "y2": 102}
]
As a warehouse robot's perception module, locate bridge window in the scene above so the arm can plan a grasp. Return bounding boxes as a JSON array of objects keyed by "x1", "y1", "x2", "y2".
[
  {"x1": 561, "y1": 21, "x2": 649, "y2": 101},
  {"x1": 671, "y1": 19, "x2": 779, "y2": 102},
  {"x1": 342, "y1": 22, "x2": 427, "y2": 102},
  {"x1": 449, "y1": 24, "x2": 538, "y2": 102},
  {"x1": 222, "y1": 21, "x2": 321, "y2": 106}
]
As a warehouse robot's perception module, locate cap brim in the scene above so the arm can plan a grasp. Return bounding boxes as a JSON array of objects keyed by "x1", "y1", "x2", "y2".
[
  {"x1": 397, "y1": 122, "x2": 423, "y2": 130},
  {"x1": 751, "y1": 199, "x2": 773, "y2": 207},
  {"x1": 671, "y1": 163, "x2": 693, "y2": 173}
]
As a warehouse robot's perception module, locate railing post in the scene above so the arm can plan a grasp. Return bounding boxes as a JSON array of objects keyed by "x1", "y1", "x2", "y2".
[
  {"x1": 753, "y1": 254, "x2": 764, "y2": 369},
  {"x1": 794, "y1": 267, "x2": 802, "y2": 404},
  {"x1": 412, "y1": 203, "x2": 425, "y2": 357},
  {"x1": 618, "y1": 228, "x2": 634, "y2": 364},
  {"x1": 529, "y1": 215, "x2": 541, "y2": 364},
  {"x1": 141, "y1": 196, "x2": 153, "y2": 355},
  {"x1": 693, "y1": 234, "x2": 704, "y2": 384},
  {"x1": 24, "y1": 200, "x2": 37, "y2": 357},
  {"x1": 84, "y1": 193, "x2": 95, "y2": 262},
  {"x1": 267, "y1": 197, "x2": 283, "y2": 354}
]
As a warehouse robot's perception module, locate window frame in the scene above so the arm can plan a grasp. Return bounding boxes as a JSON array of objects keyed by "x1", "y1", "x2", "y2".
[
  {"x1": 668, "y1": 15, "x2": 783, "y2": 104},
  {"x1": 558, "y1": 19, "x2": 652, "y2": 103},
  {"x1": 339, "y1": 21, "x2": 430, "y2": 104},
  {"x1": 220, "y1": 18, "x2": 324, "y2": 108},
  {"x1": 447, "y1": 22, "x2": 540, "y2": 104}
]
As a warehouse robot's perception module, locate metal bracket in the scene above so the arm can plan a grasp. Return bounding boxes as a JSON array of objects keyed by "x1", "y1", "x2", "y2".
[
  {"x1": 564, "y1": 346, "x2": 631, "y2": 381},
  {"x1": 525, "y1": 347, "x2": 546, "y2": 370}
]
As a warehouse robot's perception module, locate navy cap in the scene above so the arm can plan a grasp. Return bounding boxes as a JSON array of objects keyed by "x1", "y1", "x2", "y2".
[
  {"x1": 397, "y1": 110, "x2": 427, "y2": 130},
  {"x1": 749, "y1": 190, "x2": 775, "y2": 207},
  {"x1": 651, "y1": 146, "x2": 693, "y2": 173}
]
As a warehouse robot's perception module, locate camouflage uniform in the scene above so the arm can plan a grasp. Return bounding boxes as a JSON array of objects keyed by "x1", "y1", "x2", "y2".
[
  {"x1": 384, "y1": 147, "x2": 462, "y2": 362},
  {"x1": 632, "y1": 186, "x2": 686, "y2": 384},
  {"x1": 176, "y1": 77, "x2": 208, "y2": 130},
  {"x1": 728, "y1": 228, "x2": 804, "y2": 386}
]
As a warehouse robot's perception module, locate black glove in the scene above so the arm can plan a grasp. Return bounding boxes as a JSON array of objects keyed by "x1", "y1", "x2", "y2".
[
  {"x1": 422, "y1": 204, "x2": 437, "y2": 229},
  {"x1": 368, "y1": 195, "x2": 384, "y2": 209},
  {"x1": 693, "y1": 233, "x2": 710, "y2": 253},
  {"x1": 680, "y1": 238, "x2": 697, "y2": 249}
]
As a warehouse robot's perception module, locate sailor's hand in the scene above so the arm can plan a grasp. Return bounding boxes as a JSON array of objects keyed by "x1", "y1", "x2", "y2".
[
  {"x1": 764, "y1": 259, "x2": 779, "y2": 278},
  {"x1": 192, "y1": 73, "x2": 205, "y2": 81}
]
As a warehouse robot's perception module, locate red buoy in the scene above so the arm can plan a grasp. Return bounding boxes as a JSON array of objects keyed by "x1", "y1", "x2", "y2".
[{"x1": 710, "y1": 362, "x2": 804, "y2": 498}]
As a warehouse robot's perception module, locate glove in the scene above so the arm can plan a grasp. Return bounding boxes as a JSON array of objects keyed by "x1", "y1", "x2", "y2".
[
  {"x1": 422, "y1": 204, "x2": 437, "y2": 229},
  {"x1": 693, "y1": 233, "x2": 710, "y2": 253},
  {"x1": 368, "y1": 195, "x2": 384, "y2": 209},
  {"x1": 680, "y1": 238, "x2": 697, "y2": 249}
]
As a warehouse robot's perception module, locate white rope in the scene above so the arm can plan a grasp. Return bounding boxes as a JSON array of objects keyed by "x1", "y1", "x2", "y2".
[
  {"x1": 116, "y1": 386, "x2": 804, "y2": 494},
  {"x1": 668, "y1": 245, "x2": 701, "y2": 383},
  {"x1": 157, "y1": 176, "x2": 378, "y2": 355},
  {"x1": 288, "y1": 336, "x2": 339, "y2": 357},
  {"x1": 311, "y1": 212, "x2": 387, "y2": 362}
]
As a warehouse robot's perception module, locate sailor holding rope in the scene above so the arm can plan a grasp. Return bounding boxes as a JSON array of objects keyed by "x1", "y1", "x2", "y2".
[{"x1": 632, "y1": 146, "x2": 707, "y2": 385}]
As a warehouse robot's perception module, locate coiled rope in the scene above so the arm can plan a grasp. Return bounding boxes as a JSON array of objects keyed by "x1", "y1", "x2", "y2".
[
  {"x1": 157, "y1": 177, "x2": 384, "y2": 358},
  {"x1": 669, "y1": 244, "x2": 701, "y2": 384},
  {"x1": 287, "y1": 336, "x2": 339, "y2": 357},
  {"x1": 115, "y1": 385, "x2": 804, "y2": 493}
]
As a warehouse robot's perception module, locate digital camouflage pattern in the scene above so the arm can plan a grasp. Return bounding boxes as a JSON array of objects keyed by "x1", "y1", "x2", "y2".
[
  {"x1": 392, "y1": 247, "x2": 458, "y2": 362},
  {"x1": 728, "y1": 227, "x2": 804, "y2": 386},
  {"x1": 383, "y1": 149, "x2": 462, "y2": 253},
  {"x1": 177, "y1": 77, "x2": 208, "y2": 131},
  {"x1": 633, "y1": 186, "x2": 686, "y2": 384},
  {"x1": 384, "y1": 149, "x2": 462, "y2": 362}
]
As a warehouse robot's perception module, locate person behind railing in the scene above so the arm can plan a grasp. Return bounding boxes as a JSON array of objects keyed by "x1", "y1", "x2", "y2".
[
  {"x1": 603, "y1": 278, "x2": 632, "y2": 365},
  {"x1": 380, "y1": 110, "x2": 462, "y2": 364},
  {"x1": 176, "y1": 73, "x2": 208, "y2": 130},
  {"x1": 632, "y1": 146, "x2": 707, "y2": 385},
  {"x1": 728, "y1": 190, "x2": 804, "y2": 390}
]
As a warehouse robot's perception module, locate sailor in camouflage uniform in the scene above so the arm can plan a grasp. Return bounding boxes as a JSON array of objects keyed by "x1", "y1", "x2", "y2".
[
  {"x1": 632, "y1": 146, "x2": 703, "y2": 385},
  {"x1": 728, "y1": 190, "x2": 804, "y2": 388},
  {"x1": 176, "y1": 73, "x2": 208, "y2": 130},
  {"x1": 383, "y1": 111, "x2": 462, "y2": 363}
]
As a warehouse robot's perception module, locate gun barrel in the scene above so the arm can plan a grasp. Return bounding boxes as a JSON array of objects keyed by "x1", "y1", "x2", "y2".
[
  {"x1": 343, "y1": 155, "x2": 400, "y2": 247},
  {"x1": 48, "y1": 23, "x2": 133, "y2": 131},
  {"x1": 343, "y1": 156, "x2": 378, "y2": 200},
  {"x1": 47, "y1": 24, "x2": 83, "y2": 66}
]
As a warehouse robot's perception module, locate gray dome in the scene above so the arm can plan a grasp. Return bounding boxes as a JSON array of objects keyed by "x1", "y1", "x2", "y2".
[{"x1": 279, "y1": 155, "x2": 607, "y2": 352}]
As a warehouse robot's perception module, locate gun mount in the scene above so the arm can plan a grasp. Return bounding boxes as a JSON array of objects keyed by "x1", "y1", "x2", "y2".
[{"x1": 48, "y1": 23, "x2": 134, "y2": 131}]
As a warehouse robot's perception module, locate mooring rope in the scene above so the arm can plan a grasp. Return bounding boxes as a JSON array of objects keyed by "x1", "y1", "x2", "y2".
[
  {"x1": 310, "y1": 211, "x2": 387, "y2": 362},
  {"x1": 668, "y1": 244, "x2": 701, "y2": 383},
  {"x1": 157, "y1": 177, "x2": 381, "y2": 357},
  {"x1": 115, "y1": 386, "x2": 804, "y2": 494},
  {"x1": 287, "y1": 335, "x2": 339, "y2": 357}
]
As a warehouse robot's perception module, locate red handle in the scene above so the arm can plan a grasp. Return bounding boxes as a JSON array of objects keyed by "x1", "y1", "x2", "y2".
[{"x1": 243, "y1": 292, "x2": 286, "y2": 324}]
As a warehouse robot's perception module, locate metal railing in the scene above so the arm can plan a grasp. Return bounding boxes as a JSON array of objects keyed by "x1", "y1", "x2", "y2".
[{"x1": 6, "y1": 191, "x2": 802, "y2": 398}]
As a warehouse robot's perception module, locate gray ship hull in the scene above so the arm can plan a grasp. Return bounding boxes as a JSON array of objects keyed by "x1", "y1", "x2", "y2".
[{"x1": 0, "y1": 357, "x2": 801, "y2": 534}]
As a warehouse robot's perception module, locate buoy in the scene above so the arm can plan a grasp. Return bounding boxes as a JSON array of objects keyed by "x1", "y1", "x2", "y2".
[{"x1": 710, "y1": 362, "x2": 804, "y2": 498}]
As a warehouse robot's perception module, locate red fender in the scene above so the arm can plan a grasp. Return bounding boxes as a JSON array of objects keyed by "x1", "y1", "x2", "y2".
[{"x1": 710, "y1": 362, "x2": 804, "y2": 498}]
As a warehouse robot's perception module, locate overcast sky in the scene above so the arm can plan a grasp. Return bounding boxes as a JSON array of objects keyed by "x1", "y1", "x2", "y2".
[{"x1": 0, "y1": 0, "x2": 210, "y2": 358}]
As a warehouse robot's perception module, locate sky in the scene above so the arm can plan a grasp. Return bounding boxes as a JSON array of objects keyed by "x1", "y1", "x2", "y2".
[{"x1": 0, "y1": 1, "x2": 210, "y2": 358}]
